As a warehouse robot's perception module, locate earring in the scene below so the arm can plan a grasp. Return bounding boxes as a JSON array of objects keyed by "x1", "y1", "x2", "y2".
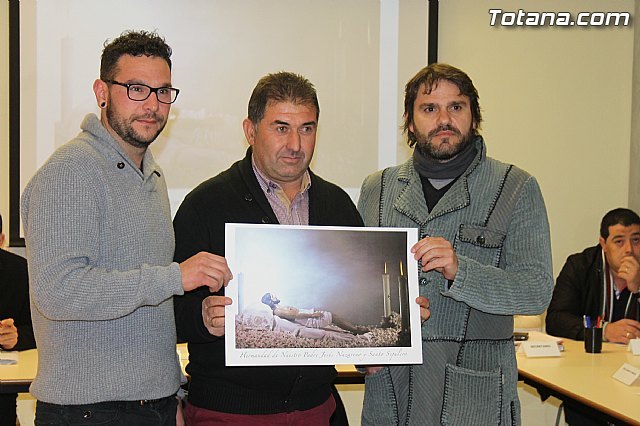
[{"x1": 100, "y1": 102, "x2": 106, "y2": 108}]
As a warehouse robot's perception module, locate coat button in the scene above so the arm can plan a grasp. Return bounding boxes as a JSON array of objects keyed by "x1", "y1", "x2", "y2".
[
  {"x1": 476, "y1": 235, "x2": 485, "y2": 245},
  {"x1": 244, "y1": 194, "x2": 253, "y2": 202},
  {"x1": 83, "y1": 411, "x2": 93, "y2": 418},
  {"x1": 117, "y1": 162, "x2": 125, "y2": 169},
  {"x1": 420, "y1": 278, "x2": 427, "y2": 285},
  {"x1": 261, "y1": 216, "x2": 270, "y2": 224}
]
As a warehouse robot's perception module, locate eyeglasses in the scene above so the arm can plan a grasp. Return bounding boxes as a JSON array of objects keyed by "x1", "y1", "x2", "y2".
[{"x1": 103, "y1": 79, "x2": 180, "y2": 104}]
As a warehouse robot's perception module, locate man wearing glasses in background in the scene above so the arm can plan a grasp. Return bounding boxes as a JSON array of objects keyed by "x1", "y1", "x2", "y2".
[{"x1": 21, "y1": 30, "x2": 231, "y2": 425}]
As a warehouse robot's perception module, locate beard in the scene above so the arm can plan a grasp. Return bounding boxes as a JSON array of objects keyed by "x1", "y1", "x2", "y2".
[
  {"x1": 106, "y1": 106, "x2": 166, "y2": 149},
  {"x1": 414, "y1": 124, "x2": 475, "y2": 161}
]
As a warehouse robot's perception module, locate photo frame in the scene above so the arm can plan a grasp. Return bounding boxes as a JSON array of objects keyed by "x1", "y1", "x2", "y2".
[{"x1": 224, "y1": 223, "x2": 422, "y2": 366}]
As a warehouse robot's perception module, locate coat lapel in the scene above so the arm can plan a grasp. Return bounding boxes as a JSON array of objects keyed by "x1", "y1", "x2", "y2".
[
  {"x1": 391, "y1": 138, "x2": 486, "y2": 225},
  {"x1": 392, "y1": 160, "x2": 430, "y2": 226}
]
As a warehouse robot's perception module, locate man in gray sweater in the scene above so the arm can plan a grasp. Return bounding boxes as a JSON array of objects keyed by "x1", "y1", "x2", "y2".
[{"x1": 21, "y1": 30, "x2": 231, "y2": 425}]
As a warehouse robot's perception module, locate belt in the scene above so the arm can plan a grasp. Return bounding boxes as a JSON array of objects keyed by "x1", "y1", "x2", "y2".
[{"x1": 134, "y1": 395, "x2": 175, "y2": 406}]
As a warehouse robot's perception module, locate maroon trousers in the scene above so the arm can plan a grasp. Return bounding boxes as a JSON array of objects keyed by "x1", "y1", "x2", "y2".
[{"x1": 184, "y1": 394, "x2": 336, "y2": 426}]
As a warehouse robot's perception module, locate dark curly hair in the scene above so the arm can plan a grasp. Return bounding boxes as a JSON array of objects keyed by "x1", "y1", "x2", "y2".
[
  {"x1": 600, "y1": 208, "x2": 640, "y2": 240},
  {"x1": 403, "y1": 63, "x2": 482, "y2": 148},
  {"x1": 100, "y1": 30, "x2": 172, "y2": 81}
]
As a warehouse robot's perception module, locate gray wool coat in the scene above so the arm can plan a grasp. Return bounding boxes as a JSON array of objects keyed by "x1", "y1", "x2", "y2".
[{"x1": 357, "y1": 137, "x2": 553, "y2": 426}]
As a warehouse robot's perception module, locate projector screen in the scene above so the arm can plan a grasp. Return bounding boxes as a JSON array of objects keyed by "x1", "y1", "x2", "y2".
[{"x1": 14, "y1": 0, "x2": 428, "y2": 241}]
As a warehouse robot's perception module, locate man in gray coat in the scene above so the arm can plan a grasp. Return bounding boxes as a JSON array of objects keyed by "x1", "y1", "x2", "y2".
[{"x1": 357, "y1": 63, "x2": 553, "y2": 425}]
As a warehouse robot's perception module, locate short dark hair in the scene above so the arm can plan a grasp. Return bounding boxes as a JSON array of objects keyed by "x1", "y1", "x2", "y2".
[
  {"x1": 100, "y1": 30, "x2": 172, "y2": 81},
  {"x1": 0, "y1": 212, "x2": 3, "y2": 234},
  {"x1": 247, "y1": 72, "x2": 319, "y2": 124},
  {"x1": 403, "y1": 63, "x2": 482, "y2": 147},
  {"x1": 600, "y1": 208, "x2": 640, "y2": 239}
]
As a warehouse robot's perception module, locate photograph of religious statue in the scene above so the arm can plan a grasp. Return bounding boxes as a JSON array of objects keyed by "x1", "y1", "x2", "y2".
[{"x1": 224, "y1": 223, "x2": 422, "y2": 366}]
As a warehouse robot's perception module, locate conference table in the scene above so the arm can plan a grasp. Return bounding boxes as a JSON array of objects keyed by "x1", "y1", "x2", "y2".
[
  {"x1": 0, "y1": 345, "x2": 364, "y2": 395},
  {"x1": 517, "y1": 338, "x2": 640, "y2": 425},
  {"x1": 0, "y1": 349, "x2": 37, "y2": 394},
  {"x1": 4, "y1": 340, "x2": 640, "y2": 425}
]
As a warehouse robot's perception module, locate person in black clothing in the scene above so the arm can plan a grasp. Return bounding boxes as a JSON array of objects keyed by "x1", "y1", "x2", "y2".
[
  {"x1": 173, "y1": 72, "x2": 360, "y2": 425},
  {"x1": 546, "y1": 208, "x2": 640, "y2": 426},
  {"x1": 547, "y1": 208, "x2": 640, "y2": 343},
  {"x1": 0, "y1": 213, "x2": 36, "y2": 426}
]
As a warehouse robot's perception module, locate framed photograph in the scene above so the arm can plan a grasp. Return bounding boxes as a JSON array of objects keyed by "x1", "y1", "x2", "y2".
[{"x1": 224, "y1": 223, "x2": 422, "y2": 366}]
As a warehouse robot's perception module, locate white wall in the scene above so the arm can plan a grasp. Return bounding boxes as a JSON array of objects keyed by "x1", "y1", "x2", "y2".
[
  {"x1": 437, "y1": 0, "x2": 635, "y2": 275},
  {"x1": 9, "y1": 0, "x2": 430, "y2": 232}
]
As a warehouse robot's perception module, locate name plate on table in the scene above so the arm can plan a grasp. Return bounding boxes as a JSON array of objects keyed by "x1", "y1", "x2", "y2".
[
  {"x1": 612, "y1": 363, "x2": 640, "y2": 386},
  {"x1": 629, "y1": 339, "x2": 640, "y2": 355},
  {"x1": 521, "y1": 341, "x2": 561, "y2": 358}
]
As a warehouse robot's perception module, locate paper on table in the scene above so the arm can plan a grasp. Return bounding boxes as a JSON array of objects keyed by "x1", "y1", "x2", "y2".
[
  {"x1": 516, "y1": 331, "x2": 564, "y2": 353},
  {"x1": 0, "y1": 351, "x2": 19, "y2": 364}
]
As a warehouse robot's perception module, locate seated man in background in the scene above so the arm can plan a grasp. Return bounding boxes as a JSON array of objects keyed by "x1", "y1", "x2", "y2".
[
  {"x1": 546, "y1": 207, "x2": 640, "y2": 343},
  {"x1": 0, "y1": 213, "x2": 36, "y2": 426}
]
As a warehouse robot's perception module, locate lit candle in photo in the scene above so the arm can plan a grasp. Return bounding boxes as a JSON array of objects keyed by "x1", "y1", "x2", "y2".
[
  {"x1": 382, "y1": 262, "x2": 392, "y2": 318},
  {"x1": 398, "y1": 261, "x2": 410, "y2": 333}
]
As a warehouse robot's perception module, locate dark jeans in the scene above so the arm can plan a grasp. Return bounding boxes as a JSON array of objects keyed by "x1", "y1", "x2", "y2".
[
  {"x1": 35, "y1": 395, "x2": 177, "y2": 426},
  {"x1": 0, "y1": 393, "x2": 18, "y2": 426}
]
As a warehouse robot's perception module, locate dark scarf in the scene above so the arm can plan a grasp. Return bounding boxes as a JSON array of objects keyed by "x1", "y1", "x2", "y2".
[{"x1": 412, "y1": 135, "x2": 478, "y2": 179}]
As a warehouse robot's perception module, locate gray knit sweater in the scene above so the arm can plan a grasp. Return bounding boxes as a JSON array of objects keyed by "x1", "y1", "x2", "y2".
[{"x1": 21, "y1": 114, "x2": 184, "y2": 404}]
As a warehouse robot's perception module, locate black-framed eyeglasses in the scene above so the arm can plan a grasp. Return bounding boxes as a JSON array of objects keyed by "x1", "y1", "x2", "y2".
[{"x1": 103, "y1": 79, "x2": 180, "y2": 104}]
